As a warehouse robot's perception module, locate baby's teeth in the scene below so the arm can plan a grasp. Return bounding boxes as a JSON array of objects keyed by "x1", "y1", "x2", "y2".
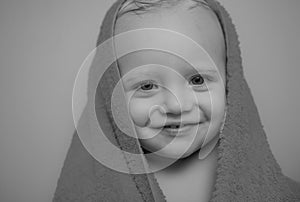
[
  {"x1": 170, "y1": 125, "x2": 179, "y2": 129},
  {"x1": 164, "y1": 125, "x2": 183, "y2": 129}
]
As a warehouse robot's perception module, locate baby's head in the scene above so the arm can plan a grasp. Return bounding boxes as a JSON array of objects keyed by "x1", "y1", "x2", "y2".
[{"x1": 114, "y1": 0, "x2": 226, "y2": 159}]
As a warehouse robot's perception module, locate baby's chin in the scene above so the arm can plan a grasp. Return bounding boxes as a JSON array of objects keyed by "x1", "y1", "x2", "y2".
[
  {"x1": 140, "y1": 137, "x2": 203, "y2": 160},
  {"x1": 141, "y1": 139, "x2": 220, "y2": 163}
]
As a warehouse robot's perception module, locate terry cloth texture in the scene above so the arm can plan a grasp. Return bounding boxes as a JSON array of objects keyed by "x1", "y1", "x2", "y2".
[{"x1": 53, "y1": 0, "x2": 300, "y2": 201}]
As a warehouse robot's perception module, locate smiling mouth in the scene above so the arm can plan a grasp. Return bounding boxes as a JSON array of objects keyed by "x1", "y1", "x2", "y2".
[
  {"x1": 163, "y1": 125, "x2": 182, "y2": 129},
  {"x1": 161, "y1": 123, "x2": 200, "y2": 136}
]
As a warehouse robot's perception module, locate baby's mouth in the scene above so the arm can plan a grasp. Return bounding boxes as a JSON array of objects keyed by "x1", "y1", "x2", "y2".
[
  {"x1": 163, "y1": 124, "x2": 182, "y2": 129},
  {"x1": 160, "y1": 123, "x2": 200, "y2": 136}
]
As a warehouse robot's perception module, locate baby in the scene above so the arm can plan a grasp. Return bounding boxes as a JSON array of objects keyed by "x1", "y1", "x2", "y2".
[
  {"x1": 114, "y1": 0, "x2": 226, "y2": 201},
  {"x1": 53, "y1": 0, "x2": 300, "y2": 201}
]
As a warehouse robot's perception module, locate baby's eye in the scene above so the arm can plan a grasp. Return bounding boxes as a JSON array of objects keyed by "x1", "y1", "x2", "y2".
[
  {"x1": 190, "y1": 74, "x2": 205, "y2": 85},
  {"x1": 141, "y1": 83, "x2": 154, "y2": 90},
  {"x1": 137, "y1": 80, "x2": 159, "y2": 91},
  {"x1": 189, "y1": 74, "x2": 211, "y2": 91}
]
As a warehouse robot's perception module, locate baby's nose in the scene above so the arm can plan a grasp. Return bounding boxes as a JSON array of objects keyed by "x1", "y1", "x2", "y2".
[{"x1": 163, "y1": 87, "x2": 194, "y2": 115}]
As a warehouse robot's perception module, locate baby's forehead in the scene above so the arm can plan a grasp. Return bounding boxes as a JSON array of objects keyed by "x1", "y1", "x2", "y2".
[
  {"x1": 115, "y1": 4, "x2": 225, "y2": 54},
  {"x1": 115, "y1": 1, "x2": 221, "y2": 36},
  {"x1": 114, "y1": 1, "x2": 226, "y2": 79},
  {"x1": 117, "y1": 49, "x2": 222, "y2": 85},
  {"x1": 117, "y1": 50, "x2": 197, "y2": 75}
]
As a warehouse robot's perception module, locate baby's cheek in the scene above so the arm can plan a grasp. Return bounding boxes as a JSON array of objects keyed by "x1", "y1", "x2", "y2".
[
  {"x1": 195, "y1": 87, "x2": 226, "y2": 120},
  {"x1": 210, "y1": 88, "x2": 226, "y2": 116},
  {"x1": 128, "y1": 98, "x2": 152, "y2": 127},
  {"x1": 208, "y1": 89, "x2": 226, "y2": 136},
  {"x1": 194, "y1": 92, "x2": 213, "y2": 118}
]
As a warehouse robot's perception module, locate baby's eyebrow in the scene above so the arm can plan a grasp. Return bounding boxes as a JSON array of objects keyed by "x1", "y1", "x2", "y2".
[
  {"x1": 184, "y1": 68, "x2": 219, "y2": 76},
  {"x1": 122, "y1": 71, "x2": 156, "y2": 83},
  {"x1": 195, "y1": 69, "x2": 218, "y2": 74},
  {"x1": 122, "y1": 69, "x2": 218, "y2": 83}
]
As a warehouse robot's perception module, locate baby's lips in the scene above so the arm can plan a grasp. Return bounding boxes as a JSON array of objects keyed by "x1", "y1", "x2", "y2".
[{"x1": 150, "y1": 119, "x2": 202, "y2": 129}]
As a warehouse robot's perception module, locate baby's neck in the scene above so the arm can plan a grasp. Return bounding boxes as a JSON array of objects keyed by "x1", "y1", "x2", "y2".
[
  {"x1": 152, "y1": 145, "x2": 218, "y2": 175},
  {"x1": 149, "y1": 147, "x2": 218, "y2": 202}
]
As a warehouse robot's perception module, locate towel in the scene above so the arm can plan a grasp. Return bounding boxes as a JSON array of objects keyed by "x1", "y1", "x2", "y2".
[{"x1": 53, "y1": 0, "x2": 300, "y2": 201}]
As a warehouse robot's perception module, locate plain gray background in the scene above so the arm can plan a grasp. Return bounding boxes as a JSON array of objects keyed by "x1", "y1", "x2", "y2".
[{"x1": 0, "y1": 0, "x2": 299, "y2": 202}]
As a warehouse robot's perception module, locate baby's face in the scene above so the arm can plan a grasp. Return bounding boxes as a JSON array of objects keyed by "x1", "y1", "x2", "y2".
[{"x1": 114, "y1": 3, "x2": 226, "y2": 159}]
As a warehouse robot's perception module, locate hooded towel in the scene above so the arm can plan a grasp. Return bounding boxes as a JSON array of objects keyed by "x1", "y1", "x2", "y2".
[{"x1": 53, "y1": 0, "x2": 300, "y2": 201}]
